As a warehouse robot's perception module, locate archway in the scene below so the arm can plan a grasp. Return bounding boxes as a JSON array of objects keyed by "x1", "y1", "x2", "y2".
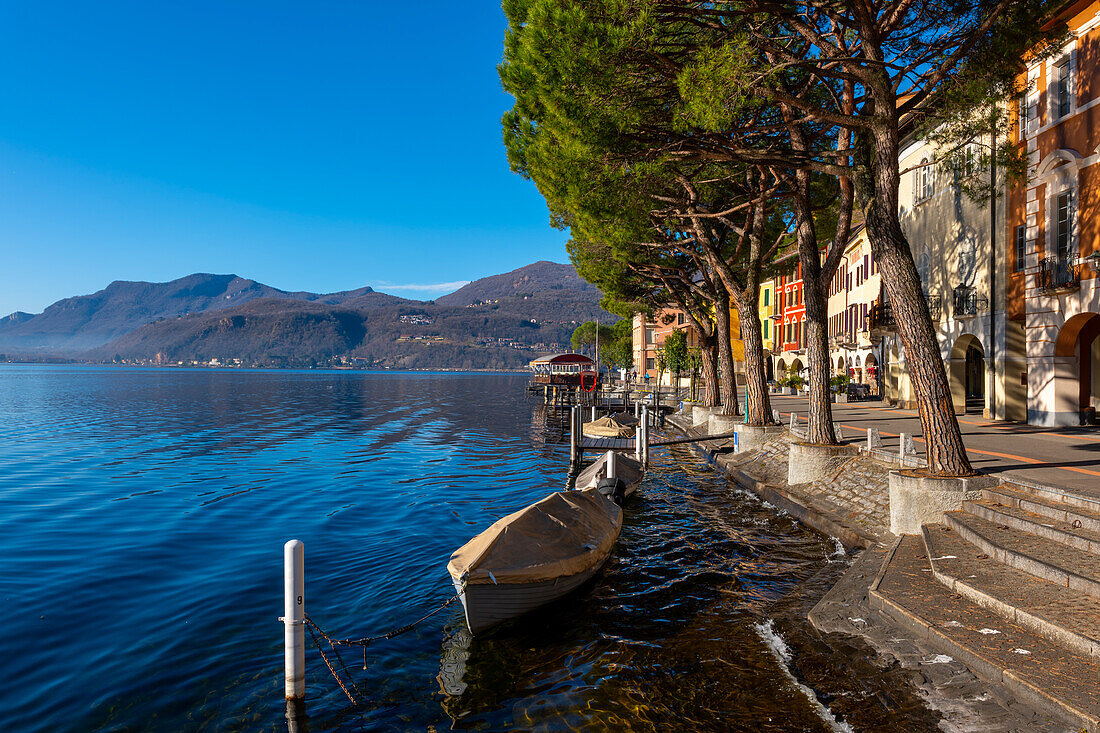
[
  {"x1": 949, "y1": 334, "x2": 985, "y2": 415},
  {"x1": 865, "y1": 352, "x2": 879, "y2": 394},
  {"x1": 1053, "y1": 312, "x2": 1100, "y2": 424}
]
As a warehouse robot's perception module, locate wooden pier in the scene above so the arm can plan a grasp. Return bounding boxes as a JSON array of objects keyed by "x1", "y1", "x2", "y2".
[
  {"x1": 568, "y1": 403, "x2": 659, "y2": 470},
  {"x1": 579, "y1": 436, "x2": 636, "y2": 451}
]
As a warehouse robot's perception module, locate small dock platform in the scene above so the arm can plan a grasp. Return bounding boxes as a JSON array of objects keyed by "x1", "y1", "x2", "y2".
[{"x1": 579, "y1": 436, "x2": 636, "y2": 451}]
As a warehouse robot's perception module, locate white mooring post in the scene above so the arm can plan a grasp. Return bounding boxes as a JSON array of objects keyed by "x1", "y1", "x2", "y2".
[
  {"x1": 608, "y1": 449, "x2": 616, "y2": 480},
  {"x1": 569, "y1": 406, "x2": 577, "y2": 465},
  {"x1": 284, "y1": 539, "x2": 305, "y2": 702},
  {"x1": 591, "y1": 405, "x2": 597, "y2": 422},
  {"x1": 641, "y1": 406, "x2": 649, "y2": 467}
]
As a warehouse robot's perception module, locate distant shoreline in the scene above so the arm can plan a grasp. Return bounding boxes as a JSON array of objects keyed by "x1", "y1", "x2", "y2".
[{"x1": 0, "y1": 361, "x2": 529, "y2": 375}]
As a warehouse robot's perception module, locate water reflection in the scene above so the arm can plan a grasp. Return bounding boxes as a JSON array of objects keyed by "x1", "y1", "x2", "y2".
[{"x1": 0, "y1": 367, "x2": 940, "y2": 732}]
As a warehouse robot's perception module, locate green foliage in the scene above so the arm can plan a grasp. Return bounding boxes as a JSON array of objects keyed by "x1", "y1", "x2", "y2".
[
  {"x1": 676, "y1": 37, "x2": 772, "y2": 132},
  {"x1": 603, "y1": 318, "x2": 634, "y2": 370},
  {"x1": 662, "y1": 329, "x2": 688, "y2": 373},
  {"x1": 570, "y1": 320, "x2": 613, "y2": 353},
  {"x1": 778, "y1": 365, "x2": 804, "y2": 390}
]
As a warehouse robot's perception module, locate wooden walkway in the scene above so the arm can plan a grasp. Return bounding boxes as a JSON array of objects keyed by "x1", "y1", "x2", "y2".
[{"x1": 579, "y1": 436, "x2": 636, "y2": 451}]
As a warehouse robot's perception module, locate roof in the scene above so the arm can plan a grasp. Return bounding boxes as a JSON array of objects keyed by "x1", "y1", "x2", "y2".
[{"x1": 528, "y1": 353, "x2": 595, "y2": 365}]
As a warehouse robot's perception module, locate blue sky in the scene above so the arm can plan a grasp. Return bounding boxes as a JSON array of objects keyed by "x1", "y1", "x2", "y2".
[{"x1": 0, "y1": 1, "x2": 567, "y2": 316}]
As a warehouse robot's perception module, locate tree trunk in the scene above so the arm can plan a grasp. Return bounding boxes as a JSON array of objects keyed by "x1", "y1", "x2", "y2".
[
  {"x1": 867, "y1": 206, "x2": 973, "y2": 475},
  {"x1": 792, "y1": 176, "x2": 837, "y2": 445},
  {"x1": 713, "y1": 286, "x2": 741, "y2": 417},
  {"x1": 734, "y1": 289, "x2": 774, "y2": 426},
  {"x1": 858, "y1": 127, "x2": 974, "y2": 476},
  {"x1": 700, "y1": 339, "x2": 719, "y2": 407}
]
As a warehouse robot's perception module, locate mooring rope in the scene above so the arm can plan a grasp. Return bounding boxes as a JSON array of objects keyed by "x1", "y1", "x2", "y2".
[{"x1": 303, "y1": 592, "x2": 462, "y2": 702}]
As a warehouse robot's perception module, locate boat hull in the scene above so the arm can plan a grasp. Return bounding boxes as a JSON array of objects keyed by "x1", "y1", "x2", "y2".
[
  {"x1": 452, "y1": 562, "x2": 605, "y2": 635},
  {"x1": 574, "y1": 451, "x2": 643, "y2": 498}
]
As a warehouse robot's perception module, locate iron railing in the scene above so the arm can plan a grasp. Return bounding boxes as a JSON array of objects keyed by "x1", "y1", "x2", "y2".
[
  {"x1": 926, "y1": 294, "x2": 942, "y2": 321},
  {"x1": 952, "y1": 286, "x2": 988, "y2": 318},
  {"x1": 1036, "y1": 256, "x2": 1081, "y2": 292},
  {"x1": 868, "y1": 302, "x2": 895, "y2": 331}
]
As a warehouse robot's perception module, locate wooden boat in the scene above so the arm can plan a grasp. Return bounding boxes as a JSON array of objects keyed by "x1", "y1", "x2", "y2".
[
  {"x1": 447, "y1": 488, "x2": 622, "y2": 634},
  {"x1": 574, "y1": 450, "x2": 644, "y2": 499}
]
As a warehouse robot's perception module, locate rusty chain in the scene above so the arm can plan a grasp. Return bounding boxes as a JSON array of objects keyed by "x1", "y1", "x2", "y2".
[
  {"x1": 304, "y1": 615, "x2": 362, "y2": 706},
  {"x1": 301, "y1": 591, "x2": 461, "y2": 705}
]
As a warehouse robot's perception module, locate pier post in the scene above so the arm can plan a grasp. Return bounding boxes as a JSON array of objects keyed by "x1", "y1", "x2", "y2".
[
  {"x1": 572, "y1": 402, "x2": 580, "y2": 464},
  {"x1": 608, "y1": 449, "x2": 616, "y2": 480},
  {"x1": 283, "y1": 539, "x2": 305, "y2": 702},
  {"x1": 641, "y1": 406, "x2": 649, "y2": 467}
]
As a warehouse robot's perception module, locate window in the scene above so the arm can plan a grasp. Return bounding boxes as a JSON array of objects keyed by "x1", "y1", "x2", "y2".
[
  {"x1": 917, "y1": 158, "x2": 934, "y2": 202},
  {"x1": 763, "y1": 320, "x2": 769, "y2": 339},
  {"x1": 1018, "y1": 95, "x2": 1027, "y2": 139},
  {"x1": 1056, "y1": 191, "x2": 1073, "y2": 260},
  {"x1": 1055, "y1": 60, "x2": 1071, "y2": 119},
  {"x1": 646, "y1": 327, "x2": 656, "y2": 345},
  {"x1": 646, "y1": 358, "x2": 655, "y2": 370},
  {"x1": 677, "y1": 313, "x2": 685, "y2": 325},
  {"x1": 763, "y1": 289, "x2": 770, "y2": 307},
  {"x1": 1015, "y1": 225, "x2": 1026, "y2": 272}
]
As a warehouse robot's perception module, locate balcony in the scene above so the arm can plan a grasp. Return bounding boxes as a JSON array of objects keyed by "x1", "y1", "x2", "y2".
[
  {"x1": 926, "y1": 294, "x2": 942, "y2": 321},
  {"x1": 1036, "y1": 256, "x2": 1081, "y2": 293},
  {"x1": 869, "y1": 302, "x2": 895, "y2": 333},
  {"x1": 952, "y1": 286, "x2": 987, "y2": 319}
]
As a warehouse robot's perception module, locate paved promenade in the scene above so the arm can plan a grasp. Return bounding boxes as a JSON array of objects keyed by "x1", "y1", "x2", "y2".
[{"x1": 770, "y1": 395, "x2": 1100, "y2": 498}]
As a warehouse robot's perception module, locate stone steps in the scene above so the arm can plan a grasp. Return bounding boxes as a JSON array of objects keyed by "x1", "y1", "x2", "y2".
[
  {"x1": 1005, "y1": 480, "x2": 1100, "y2": 515},
  {"x1": 870, "y1": 534, "x2": 1100, "y2": 732},
  {"x1": 944, "y1": 510, "x2": 1100, "y2": 599},
  {"x1": 985, "y1": 484, "x2": 1100, "y2": 535},
  {"x1": 965, "y1": 497, "x2": 1100, "y2": 555},
  {"x1": 922, "y1": 523, "x2": 1100, "y2": 660}
]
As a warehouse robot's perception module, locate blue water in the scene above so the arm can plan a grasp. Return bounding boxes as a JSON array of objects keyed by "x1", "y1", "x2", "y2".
[{"x1": 1, "y1": 365, "x2": 937, "y2": 731}]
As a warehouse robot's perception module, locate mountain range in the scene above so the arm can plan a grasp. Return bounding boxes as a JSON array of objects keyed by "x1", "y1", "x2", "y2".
[{"x1": 0, "y1": 262, "x2": 612, "y2": 370}]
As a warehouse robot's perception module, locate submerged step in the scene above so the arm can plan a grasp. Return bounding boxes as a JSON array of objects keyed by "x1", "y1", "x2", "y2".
[
  {"x1": 945, "y1": 511, "x2": 1100, "y2": 599},
  {"x1": 985, "y1": 485, "x2": 1100, "y2": 534},
  {"x1": 966, "y1": 497, "x2": 1100, "y2": 555},
  {"x1": 870, "y1": 534, "x2": 1100, "y2": 732},
  {"x1": 922, "y1": 523, "x2": 1100, "y2": 660}
]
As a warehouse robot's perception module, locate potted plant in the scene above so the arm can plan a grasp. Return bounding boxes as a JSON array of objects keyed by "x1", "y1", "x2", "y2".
[
  {"x1": 778, "y1": 367, "x2": 804, "y2": 395},
  {"x1": 830, "y1": 374, "x2": 850, "y2": 402}
]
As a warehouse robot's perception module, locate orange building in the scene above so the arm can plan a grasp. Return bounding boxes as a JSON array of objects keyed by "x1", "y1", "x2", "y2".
[{"x1": 1011, "y1": 0, "x2": 1100, "y2": 425}]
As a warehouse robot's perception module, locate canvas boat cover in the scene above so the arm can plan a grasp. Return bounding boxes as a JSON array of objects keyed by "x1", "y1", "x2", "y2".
[
  {"x1": 582, "y1": 415, "x2": 636, "y2": 438},
  {"x1": 448, "y1": 489, "x2": 622, "y2": 586},
  {"x1": 575, "y1": 450, "x2": 644, "y2": 491},
  {"x1": 608, "y1": 411, "x2": 640, "y2": 427}
]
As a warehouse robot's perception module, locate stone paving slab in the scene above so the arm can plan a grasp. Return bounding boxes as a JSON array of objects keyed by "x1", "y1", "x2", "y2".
[
  {"x1": 923, "y1": 523, "x2": 1100, "y2": 660},
  {"x1": 872, "y1": 535, "x2": 1100, "y2": 731},
  {"x1": 946, "y1": 511, "x2": 1100, "y2": 598}
]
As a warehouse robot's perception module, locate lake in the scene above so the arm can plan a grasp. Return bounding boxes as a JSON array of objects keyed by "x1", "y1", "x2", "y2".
[{"x1": 0, "y1": 365, "x2": 938, "y2": 731}]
